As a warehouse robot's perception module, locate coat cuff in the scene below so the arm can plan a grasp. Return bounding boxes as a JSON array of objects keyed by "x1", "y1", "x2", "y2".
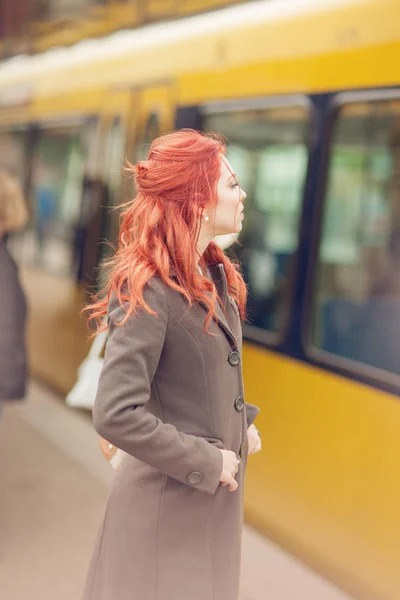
[
  {"x1": 245, "y1": 403, "x2": 260, "y2": 427},
  {"x1": 183, "y1": 439, "x2": 223, "y2": 495}
]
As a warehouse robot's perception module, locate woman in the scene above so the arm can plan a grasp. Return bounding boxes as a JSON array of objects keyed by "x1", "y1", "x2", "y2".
[
  {"x1": 82, "y1": 129, "x2": 261, "y2": 600},
  {"x1": 0, "y1": 169, "x2": 28, "y2": 406}
]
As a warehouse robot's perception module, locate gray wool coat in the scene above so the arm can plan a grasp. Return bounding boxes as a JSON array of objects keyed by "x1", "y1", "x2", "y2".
[
  {"x1": 82, "y1": 263, "x2": 260, "y2": 600},
  {"x1": 0, "y1": 240, "x2": 27, "y2": 401}
]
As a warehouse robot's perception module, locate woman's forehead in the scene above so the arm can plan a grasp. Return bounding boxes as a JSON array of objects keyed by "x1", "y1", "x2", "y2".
[{"x1": 220, "y1": 155, "x2": 235, "y2": 178}]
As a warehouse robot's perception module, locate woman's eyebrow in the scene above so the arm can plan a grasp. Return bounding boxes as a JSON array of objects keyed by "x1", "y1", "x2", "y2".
[{"x1": 228, "y1": 173, "x2": 237, "y2": 181}]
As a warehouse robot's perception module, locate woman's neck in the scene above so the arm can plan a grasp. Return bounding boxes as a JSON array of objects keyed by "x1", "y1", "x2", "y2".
[{"x1": 196, "y1": 229, "x2": 213, "y2": 267}]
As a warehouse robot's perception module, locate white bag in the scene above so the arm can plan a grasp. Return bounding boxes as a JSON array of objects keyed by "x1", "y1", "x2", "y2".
[
  {"x1": 66, "y1": 329, "x2": 126, "y2": 470},
  {"x1": 66, "y1": 330, "x2": 108, "y2": 409}
]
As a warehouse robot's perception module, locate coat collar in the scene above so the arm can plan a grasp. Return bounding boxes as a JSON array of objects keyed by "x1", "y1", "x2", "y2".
[{"x1": 168, "y1": 262, "x2": 239, "y2": 349}]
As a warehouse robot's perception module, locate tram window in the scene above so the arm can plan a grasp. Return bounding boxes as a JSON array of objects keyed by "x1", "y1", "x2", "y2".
[
  {"x1": 106, "y1": 117, "x2": 125, "y2": 207},
  {"x1": 205, "y1": 105, "x2": 308, "y2": 334},
  {"x1": 102, "y1": 116, "x2": 126, "y2": 246},
  {"x1": 27, "y1": 123, "x2": 93, "y2": 277},
  {"x1": 312, "y1": 99, "x2": 400, "y2": 377},
  {"x1": 133, "y1": 112, "x2": 160, "y2": 162},
  {"x1": 97, "y1": 116, "x2": 126, "y2": 290}
]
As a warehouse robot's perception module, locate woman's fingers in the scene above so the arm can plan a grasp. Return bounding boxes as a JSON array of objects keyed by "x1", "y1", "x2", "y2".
[
  {"x1": 228, "y1": 476, "x2": 238, "y2": 492},
  {"x1": 249, "y1": 434, "x2": 256, "y2": 453},
  {"x1": 219, "y1": 449, "x2": 240, "y2": 490},
  {"x1": 247, "y1": 426, "x2": 262, "y2": 455}
]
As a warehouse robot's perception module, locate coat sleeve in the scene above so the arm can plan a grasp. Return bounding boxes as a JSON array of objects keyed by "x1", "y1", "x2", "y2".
[
  {"x1": 0, "y1": 255, "x2": 27, "y2": 401},
  {"x1": 93, "y1": 279, "x2": 223, "y2": 495},
  {"x1": 245, "y1": 403, "x2": 260, "y2": 427}
]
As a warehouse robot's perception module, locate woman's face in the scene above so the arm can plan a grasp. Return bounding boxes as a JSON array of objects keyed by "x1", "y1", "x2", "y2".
[{"x1": 207, "y1": 155, "x2": 246, "y2": 237}]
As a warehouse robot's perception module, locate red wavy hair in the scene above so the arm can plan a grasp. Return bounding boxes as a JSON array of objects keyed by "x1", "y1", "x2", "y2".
[{"x1": 86, "y1": 129, "x2": 247, "y2": 333}]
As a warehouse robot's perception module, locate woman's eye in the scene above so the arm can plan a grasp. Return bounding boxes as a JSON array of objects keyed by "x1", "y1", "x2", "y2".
[{"x1": 232, "y1": 183, "x2": 239, "y2": 189}]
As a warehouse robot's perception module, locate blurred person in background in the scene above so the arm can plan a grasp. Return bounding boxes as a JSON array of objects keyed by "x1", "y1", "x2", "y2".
[
  {"x1": 82, "y1": 130, "x2": 261, "y2": 600},
  {"x1": 32, "y1": 159, "x2": 56, "y2": 257},
  {"x1": 0, "y1": 167, "x2": 28, "y2": 408},
  {"x1": 74, "y1": 173, "x2": 110, "y2": 288}
]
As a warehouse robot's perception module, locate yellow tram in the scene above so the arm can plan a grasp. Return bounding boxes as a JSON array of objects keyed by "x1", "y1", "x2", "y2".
[{"x1": 1, "y1": 0, "x2": 400, "y2": 597}]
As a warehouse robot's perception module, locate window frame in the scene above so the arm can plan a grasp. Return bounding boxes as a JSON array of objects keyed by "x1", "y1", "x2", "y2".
[
  {"x1": 303, "y1": 87, "x2": 400, "y2": 391},
  {"x1": 201, "y1": 94, "x2": 312, "y2": 348}
]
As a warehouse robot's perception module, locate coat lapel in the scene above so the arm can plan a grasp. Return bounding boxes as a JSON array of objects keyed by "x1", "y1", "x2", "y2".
[
  {"x1": 168, "y1": 262, "x2": 240, "y2": 349},
  {"x1": 204, "y1": 263, "x2": 239, "y2": 349}
]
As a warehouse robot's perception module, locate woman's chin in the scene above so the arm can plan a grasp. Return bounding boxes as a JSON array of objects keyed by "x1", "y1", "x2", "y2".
[
  {"x1": 214, "y1": 232, "x2": 240, "y2": 250},
  {"x1": 214, "y1": 221, "x2": 242, "y2": 238}
]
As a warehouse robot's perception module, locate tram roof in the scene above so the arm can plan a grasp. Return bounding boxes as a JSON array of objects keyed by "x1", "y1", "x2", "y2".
[{"x1": 0, "y1": 0, "x2": 369, "y2": 86}]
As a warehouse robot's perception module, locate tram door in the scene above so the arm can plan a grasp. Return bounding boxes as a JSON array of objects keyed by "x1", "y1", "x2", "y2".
[
  {"x1": 94, "y1": 89, "x2": 131, "y2": 289},
  {"x1": 128, "y1": 83, "x2": 176, "y2": 163},
  {"x1": 94, "y1": 83, "x2": 176, "y2": 289}
]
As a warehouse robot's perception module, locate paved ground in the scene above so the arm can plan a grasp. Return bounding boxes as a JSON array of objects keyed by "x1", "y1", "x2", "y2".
[{"x1": 0, "y1": 381, "x2": 354, "y2": 600}]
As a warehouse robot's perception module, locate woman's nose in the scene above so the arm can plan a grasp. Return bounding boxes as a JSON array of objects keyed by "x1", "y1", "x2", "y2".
[{"x1": 241, "y1": 189, "x2": 247, "y2": 201}]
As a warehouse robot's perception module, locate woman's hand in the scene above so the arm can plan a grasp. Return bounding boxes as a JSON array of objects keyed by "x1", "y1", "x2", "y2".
[
  {"x1": 219, "y1": 449, "x2": 240, "y2": 492},
  {"x1": 247, "y1": 424, "x2": 262, "y2": 455}
]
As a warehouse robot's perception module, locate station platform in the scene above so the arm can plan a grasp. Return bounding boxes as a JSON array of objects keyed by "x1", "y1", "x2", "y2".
[{"x1": 0, "y1": 381, "x2": 354, "y2": 600}]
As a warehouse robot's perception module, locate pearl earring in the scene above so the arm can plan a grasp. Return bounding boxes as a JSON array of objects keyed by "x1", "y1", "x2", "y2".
[{"x1": 204, "y1": 214, "x2": 209, "y2": 222}]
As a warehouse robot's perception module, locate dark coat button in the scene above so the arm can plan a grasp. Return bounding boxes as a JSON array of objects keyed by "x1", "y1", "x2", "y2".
[
  {"x1": 228, "y1": 351, "x2": 240, "y2": 366},
  {"x1": 187, "y1": 471, "x2": 203, "y2": 485},
  {"x1": 234, "y1": 396, "x2": 245, "y2": 412}
]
